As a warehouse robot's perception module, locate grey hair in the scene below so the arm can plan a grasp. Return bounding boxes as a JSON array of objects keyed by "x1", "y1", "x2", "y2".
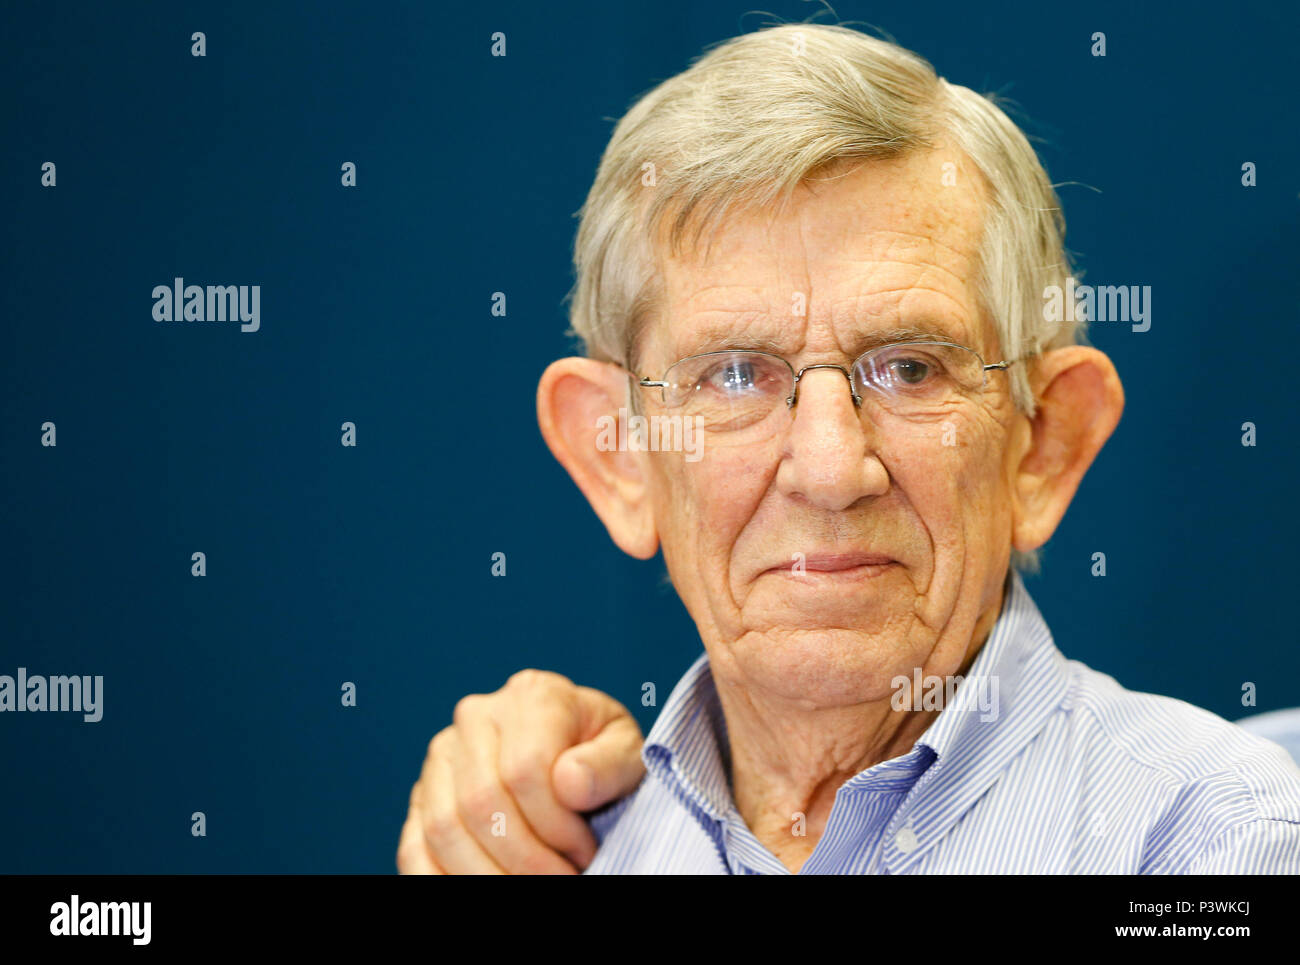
[{"x1": 566, "y1": 23, "x2": 1084, "y2": 571}]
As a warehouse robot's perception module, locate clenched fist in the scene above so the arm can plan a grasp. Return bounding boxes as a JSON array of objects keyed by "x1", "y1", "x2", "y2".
[{"x1": 397, "y1": 669, "x2": 645, "y2": 874}]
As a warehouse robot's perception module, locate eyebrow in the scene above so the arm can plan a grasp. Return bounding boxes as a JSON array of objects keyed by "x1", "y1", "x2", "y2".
[
  {"x1": 673, "y1": 324, "x2": 966, "y2": 361},
  {"x1": 846, "y1": 326, "x2": 965, "y2": 354}
]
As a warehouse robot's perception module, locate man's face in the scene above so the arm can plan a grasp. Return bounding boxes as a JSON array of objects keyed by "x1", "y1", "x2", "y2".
[{"x1": 636, "y1": 148, "x2": 1027, "y2": 707}]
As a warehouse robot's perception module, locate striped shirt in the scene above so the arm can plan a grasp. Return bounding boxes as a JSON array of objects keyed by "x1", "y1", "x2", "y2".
[{"x1": 585, "y1": 571, "x2": 1300, "y2": 873}]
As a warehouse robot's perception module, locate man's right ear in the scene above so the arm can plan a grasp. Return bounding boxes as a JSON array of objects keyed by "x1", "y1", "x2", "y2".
[{"x1": 536, "y1": 358, "x2": 659, "y2": 560}]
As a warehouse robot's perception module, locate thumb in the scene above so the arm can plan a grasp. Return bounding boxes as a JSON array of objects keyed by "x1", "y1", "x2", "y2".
[{"x1": 552, "y1": 688, "x2": 645, "y2": 812}]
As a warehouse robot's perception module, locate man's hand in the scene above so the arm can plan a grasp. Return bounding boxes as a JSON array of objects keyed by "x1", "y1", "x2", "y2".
[{"x1": 397, "y1": 669, "x2": 646, "y2": 874}]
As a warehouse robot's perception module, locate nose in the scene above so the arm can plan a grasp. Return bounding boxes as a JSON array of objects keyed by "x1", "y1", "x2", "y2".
[
  {"x1": 788, "y1": 363, "x2": 862, "y2": 408},
  {"x1": 775, "y1": 366, "x2": 889, "y2": 511}
]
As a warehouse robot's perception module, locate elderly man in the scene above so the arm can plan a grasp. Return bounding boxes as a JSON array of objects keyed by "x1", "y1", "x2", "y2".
[{"x1": 398, "y1": 24, "x2": 1300, "y2": 874}]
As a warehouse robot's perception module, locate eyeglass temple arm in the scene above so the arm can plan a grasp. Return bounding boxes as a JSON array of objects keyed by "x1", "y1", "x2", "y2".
[{"x1": 984, "y1": 359, "x2": 1019, "y2": 372}]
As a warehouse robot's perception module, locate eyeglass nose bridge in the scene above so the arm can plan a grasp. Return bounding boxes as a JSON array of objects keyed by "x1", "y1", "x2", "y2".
[{"x1": 787, "y1": 363, "x2": 863, "y2": 409}]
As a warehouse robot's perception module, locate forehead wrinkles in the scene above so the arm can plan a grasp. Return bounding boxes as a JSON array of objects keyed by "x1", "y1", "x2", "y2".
[
  {"x1": 645, "y1": 154, "x2": 987, "y2": 360},
  {"x1": 657, "y1": 248, "x2": 982, "y2": 360},
  {"x1": 848, "y1": 228, "x2": 978, "y2": 282}
]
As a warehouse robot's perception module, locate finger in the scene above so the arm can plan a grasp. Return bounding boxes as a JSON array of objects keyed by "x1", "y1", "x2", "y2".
[
  {"x1": 495, "y1": 697, "x2": 602, "y2": 868},
  {"x1": 396, "y1": 810, "x2": 443, "y2": 875},
  {"x1": 452, "y1": 703, "x2": 579, "y2": 874},
  {"x1": 425, "y1": 744, "x2": 508, "y2": 874},
  {"x1": 553, "y1": 696, "x2": 646, "y2": 812}
]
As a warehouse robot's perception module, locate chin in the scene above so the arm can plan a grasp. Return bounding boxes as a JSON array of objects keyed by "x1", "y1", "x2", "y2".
[
  {"x1": 735, "y1": 576, "x2": 918, "y2": 633},
  {"x1": 723, "y1": 627, "x2": 914, "y2": 707}
]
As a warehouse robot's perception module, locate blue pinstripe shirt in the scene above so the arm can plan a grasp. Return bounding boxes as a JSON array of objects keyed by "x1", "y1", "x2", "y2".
[{"x1": 585, "y1": 572, "x2": 1300, "y2": 873}]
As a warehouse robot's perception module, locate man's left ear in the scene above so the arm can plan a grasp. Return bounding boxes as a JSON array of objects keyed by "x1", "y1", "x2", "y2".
[{"x1": 1011, "y1": 345, "x2": 1125, "y2": 553}]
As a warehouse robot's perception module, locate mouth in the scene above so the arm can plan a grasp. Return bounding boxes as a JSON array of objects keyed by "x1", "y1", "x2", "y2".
[{"x1": 764, "y1": 551, "x2": 898, "y2": 581}]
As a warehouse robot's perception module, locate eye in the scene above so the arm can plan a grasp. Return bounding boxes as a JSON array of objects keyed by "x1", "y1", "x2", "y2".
[
  {"x1": 719, "y1": 360, "x2": 756, "y2": 391},
  {"x1": 700, "y1": 357, "x2": 778, "y2": 395},
  {"x1": 859, "y1": 345, "x2": 955, "y2": 394},
  {"x1": 888, "y1": 357, "x2": 933, "y2": 385}
]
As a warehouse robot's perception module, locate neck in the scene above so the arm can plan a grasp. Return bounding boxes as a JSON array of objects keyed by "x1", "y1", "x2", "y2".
[{"x1": 714, "y1": 579, "x2": 1008, "y2": 872}]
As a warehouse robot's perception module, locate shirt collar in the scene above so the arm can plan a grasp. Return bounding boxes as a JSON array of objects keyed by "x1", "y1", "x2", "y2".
[
  {"x1": 641, "y1": 651, "x2": 734, "y2": 822},
  {"x1": 641, "y1": 569, "x2": 1071, "y2": 837},
  {"x1": 912, "y1": 568, "x2": 1067, "y2": 763}
]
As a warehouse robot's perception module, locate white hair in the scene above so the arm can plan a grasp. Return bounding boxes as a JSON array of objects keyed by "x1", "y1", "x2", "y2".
[{"x1": 566, "y1": 23, "x2": 1084, "y2": 569}]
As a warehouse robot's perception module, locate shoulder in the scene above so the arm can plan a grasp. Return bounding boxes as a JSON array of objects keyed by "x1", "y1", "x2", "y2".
[{"x1": 1057, "y1": 659, "x2": 1300, "y2": 871}]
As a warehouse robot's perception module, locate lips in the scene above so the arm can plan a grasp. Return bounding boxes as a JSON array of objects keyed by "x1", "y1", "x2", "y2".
[
  {"x1": 761, "y1": 550, "x2": 897, "y2": 580},
  {"x1": 799, "y1": 552, "x2": 894, "y2": 571}
]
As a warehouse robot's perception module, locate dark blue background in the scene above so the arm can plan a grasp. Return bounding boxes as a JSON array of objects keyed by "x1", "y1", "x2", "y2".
[{"x1": 2, "y1": 0, "x2": 1296, "y2": 872}]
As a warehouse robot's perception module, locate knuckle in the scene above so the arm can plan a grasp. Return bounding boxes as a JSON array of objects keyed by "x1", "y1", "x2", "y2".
[
  {"x1": 426, "y1": 728, "x2": 447, "y2": 758},
  {"x1": 424, "y1": 806, "x2": 461, "y2": 849},
  {"x1": 499, "y1": 752, "x2": 546, "y2": 796},
  {"x1": 395, "y1": 841, "x2": 420, "y2": 873},
  {"x1": 425, "y1": 728, "x2": 453, "y2": 764},
  {"x1": 506, "y1": 668, "x2": 570, "y2": 692},
  {"x1": 452, "y1": 694, "x2": 486, "y2": 727},
  {"x1": 518, "y1": 849, "x2": 563, "y2": 875},
  {"x1": 459, "y1": 782, "x2": 501, "y2": 822}
]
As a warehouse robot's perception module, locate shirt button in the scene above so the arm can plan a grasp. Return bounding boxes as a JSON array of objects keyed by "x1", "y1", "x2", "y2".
[{"x1": 895, "y1": 826, "x2": 919, "y2": 853}]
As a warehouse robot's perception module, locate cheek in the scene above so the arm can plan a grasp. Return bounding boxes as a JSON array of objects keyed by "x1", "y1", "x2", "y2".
[
  {"x1": 884, "y1": 414, "x2": 1009, "y2": 547},
  {"x1": 652, "y1": 448, "x2": 774, "y2": 567}
]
